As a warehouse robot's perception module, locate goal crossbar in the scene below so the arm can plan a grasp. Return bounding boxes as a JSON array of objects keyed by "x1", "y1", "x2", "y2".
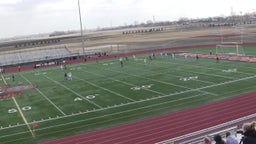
[{"x1": 216, "y1": 43, "x2": 245, "y2": 56}]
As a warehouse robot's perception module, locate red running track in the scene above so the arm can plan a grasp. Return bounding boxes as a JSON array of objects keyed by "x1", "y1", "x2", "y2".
[{"x1": 40, "y1": 92, "x2": 256, "y2": 144}]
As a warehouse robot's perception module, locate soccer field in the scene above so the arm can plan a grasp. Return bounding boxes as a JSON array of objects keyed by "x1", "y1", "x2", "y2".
[{"x1": 0, "y1": 47, "x2": 256, "y2": 143}]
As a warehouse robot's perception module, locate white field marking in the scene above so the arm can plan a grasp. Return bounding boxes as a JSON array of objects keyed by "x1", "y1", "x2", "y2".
[
  {"x1": 136, "y1": 67, "x2": 217, "y2": 85},
  {"x1": 125, "y1": 61, "x2": 218, "y2": 95},
  {"x1": 179, "y1": 76, "x2": 198, "y2": 81},
  {"x1": 169, "y1": 58, "x2": 255, "y2": 76},
  {"x1": 155, "y1": 59, "x2": 235, "y2": 79},
  {"x1": 0, "y1": 91, "x2": 206, "y2": 130},
  {"x1": 70, "y1": 67, "x2": 82, "y2": 71},
  {"x1": 79, "y1": 69, "x2": 165, "y2": 96},
  {"x1": 103, "y1": 62, "x2": 114, "y2": 66},
  {"x1": 8, "y1": 106, "x2": 32, "y2": 114},
  {"x1": 222, "y1": 68, "x2": 237, "y2": 73},
  {"x1": 1, "y1": 75, "x2": 35, "y2": 138},
  {"x1": 85, "y1": 95, "x2": 96, "y2": 99},
  {"x1": 104, "y1": 68, "x2": 218, "y2": 96},
  {"x1": 193, "y1": 79, "x2": 216, "y2": 84},
  {"x1": 20, "y1": 74, "x2": 66, "y2": 116},
  {"x1": 1, "y1": 74, "x2": 255, "y2": 133},
  {"x1": 73, "y1": 76, "x2": 136, "y2": 102},
  {"x1": 43, "y1": 75, "x2": 103, "y2": 109},
  {"x1": 74, "y1": 97, "x2": 83, "y2": 102},
  {"x1": 154, "y1": 60, "x2": 236, "y2": 80},
  {"x1": 0, "y1": 93, "x2": 207, "y2": 138}
]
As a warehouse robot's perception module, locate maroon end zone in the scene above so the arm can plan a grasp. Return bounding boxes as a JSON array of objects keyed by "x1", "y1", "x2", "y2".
[
  {"x1": 0, "y1": 84, "x2": 37, "y2": 99},
  {"x1": 40, "y1": 91, "x2": 256, "y2": 144}
]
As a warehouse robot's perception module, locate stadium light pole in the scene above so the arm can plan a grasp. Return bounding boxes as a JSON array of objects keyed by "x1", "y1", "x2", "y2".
[{"x1": 78, "y1": 0, "x2": 85, "y2": 57}]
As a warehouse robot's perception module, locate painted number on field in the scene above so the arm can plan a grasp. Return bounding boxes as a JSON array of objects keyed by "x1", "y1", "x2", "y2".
[
  {"x1": 8, "y1": 106, "x2": 32, "y2": 114},
  {"x1": 222, "y1": 68, "x2": 237, "y2": 73},
  {"x1": 74, "y1": 94, "x2": 98, "y2": 102},
  {"x1": 180, "y1": 76, "x2": 198, "y2": 81},
  {"x1": 131, "y1": 84, "x2": 153, "y2": 91}
]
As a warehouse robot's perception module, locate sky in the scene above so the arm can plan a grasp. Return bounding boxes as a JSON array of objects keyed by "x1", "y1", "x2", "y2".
[{"x1": 0, "y1": 0, "x2": 256, "y2": 39}]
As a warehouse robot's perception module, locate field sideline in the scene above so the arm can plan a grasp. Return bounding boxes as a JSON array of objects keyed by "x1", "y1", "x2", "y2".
[{"x1": 0, "y1": 46, "x2": 256, "y2": 143}]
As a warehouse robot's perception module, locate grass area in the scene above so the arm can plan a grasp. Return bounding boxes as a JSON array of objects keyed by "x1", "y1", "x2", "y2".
[{"x1": 0, "y1": 46, "x2": 256, "y2": 144}]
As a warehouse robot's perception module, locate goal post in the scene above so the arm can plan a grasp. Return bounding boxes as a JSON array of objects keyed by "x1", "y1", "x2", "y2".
[{"x1": 216, "y1": 42, "x2": 245, "y2": 56}]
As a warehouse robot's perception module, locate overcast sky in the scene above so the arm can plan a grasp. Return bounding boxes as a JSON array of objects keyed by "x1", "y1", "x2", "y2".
[{"x1": 0, "y1": 0, "x2": 255, "y2": 39}]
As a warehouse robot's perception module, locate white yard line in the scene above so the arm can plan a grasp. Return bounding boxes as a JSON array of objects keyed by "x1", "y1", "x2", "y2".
[
  {"x1": 155, "y1": 60, "x2": 236, "y2": 80},
  {"x1": 170, "y1": 58, "x2": 255, "y2": 77},
  {"x1": 43, "y1": 75, "x2": 103, "y2": 109},
  {"x1": 73, "y1": 76, "x2": 136, "y2": 102},
  {"x1": 20, "y1": 74, "x2": 66, "y2": 116},
  {"x1": 79, "y1": 69, "x2": 166, "y2": 96},
  {"x1": 105, "y1": 68, "x2": 218, "y2": 96}
]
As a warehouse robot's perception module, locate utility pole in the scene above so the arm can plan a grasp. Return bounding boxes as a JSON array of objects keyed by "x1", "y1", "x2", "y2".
[{"x1": 78, "y1": 0, "x2": 85, "y2": 57}]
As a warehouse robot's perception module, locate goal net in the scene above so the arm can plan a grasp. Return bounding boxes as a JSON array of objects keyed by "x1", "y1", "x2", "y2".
[{"x1": 216, "y1": 43, "x2": 245, "y2": 56}]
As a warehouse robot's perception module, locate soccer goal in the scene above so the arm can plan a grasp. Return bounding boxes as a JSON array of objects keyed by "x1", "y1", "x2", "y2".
[{"x1": 216, "y1": 42, "x2": 245, "y2": 56}]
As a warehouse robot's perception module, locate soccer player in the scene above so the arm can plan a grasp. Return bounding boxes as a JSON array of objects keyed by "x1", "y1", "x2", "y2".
[
  {"x1": 64, "y1": 72, "x2": 67, "y2": 80},
  {"x1": 67, "y1": 72, "x2": 72, "y2": 80},
  {"x1": 133, "y1": 55, "x2": 136, "y2": 60},
  {"x1": 119, "y1": 58, "x2": 123, "y2": 67},
  {"x1": 172, "y1": 53, "x2": 175, "y2": 59},
  {"x1": 216, "y1": 55, "x2": 219, "y2": 63},
  {"x1": 12, "y1": 74, "x2": 15, "y2": 81},
  {"x1": 185, "y1": 54, "x2": 188, "y2": 60},
  {"x1": 144, "y1": 58, "x2": 147, "y2": 65}
]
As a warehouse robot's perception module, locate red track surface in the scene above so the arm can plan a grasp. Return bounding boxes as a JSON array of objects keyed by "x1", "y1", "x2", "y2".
[{"x1": 41, "y1": 92, "x2": 256, "y2": 144}]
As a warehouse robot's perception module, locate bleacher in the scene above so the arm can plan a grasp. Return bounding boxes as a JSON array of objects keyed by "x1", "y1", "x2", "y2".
[{"x1": 0, "y1": 45, "x2": 71, "y2": 66}]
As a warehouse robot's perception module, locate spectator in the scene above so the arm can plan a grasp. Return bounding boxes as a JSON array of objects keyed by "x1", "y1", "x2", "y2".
[
  {"x1": 226, "y1": 131, "x2": 238, "y2": 144},
  {"x1": 214, "y1": 134, "x2": 226, "y2": 144},
  {"x1": 204, "y1": 136, "x2": 212, "y2": 144},
  {"x1": 240, "y1": 121, "x2": 256, "y2": 144}
]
